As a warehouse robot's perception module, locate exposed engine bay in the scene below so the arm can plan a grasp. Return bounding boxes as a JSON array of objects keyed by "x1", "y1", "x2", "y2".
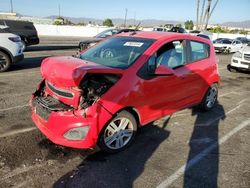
[
  {"x1": 33, "y1": 73, "x2": 120, "y2": 119},
  {"x1": 79, "y1": 73, "x2": 120, "y2": 109}
]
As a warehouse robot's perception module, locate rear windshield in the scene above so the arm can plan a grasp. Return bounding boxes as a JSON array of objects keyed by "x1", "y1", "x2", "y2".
[{"x1": 80, "y1": 36, "x2": 155, "y2": 69}]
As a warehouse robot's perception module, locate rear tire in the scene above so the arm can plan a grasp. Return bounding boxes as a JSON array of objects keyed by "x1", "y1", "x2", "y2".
[
  {"x1": 21, "y1": 40, "x2": 26, "y2": 51},
  {"x1": 200, "y1": 84, "x2": 218, "y2": 111},
  {"x1": 0, "y1": 51, "x2": 11, "y2": 72},
  {"x1": 98, "y1": 110, "x2": 137, "y2": 153}
]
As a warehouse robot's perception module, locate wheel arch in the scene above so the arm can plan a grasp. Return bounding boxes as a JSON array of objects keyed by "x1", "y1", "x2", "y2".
[
  {"x1": 0, "y1": 47, "x2": 13, "y2": 63},
  {"x1": 114, "y1": 107, "x2": 141, "y2": 128}
]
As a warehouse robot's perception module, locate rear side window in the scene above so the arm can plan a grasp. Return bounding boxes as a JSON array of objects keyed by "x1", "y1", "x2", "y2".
[{"x1": 190, "y1": 41, "x2": 209, "y2": 62}]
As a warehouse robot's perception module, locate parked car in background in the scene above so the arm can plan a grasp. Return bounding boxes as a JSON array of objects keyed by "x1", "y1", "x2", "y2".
[
  {"x1": 0, "y1": 19, "x2": 39, "y2": 51},
  {"x1": 31, "y1": 32, "x2": 220, "y2": 153},
  {"x1": 78, "y1": 28, "x2": 139, "y2": 51},
  {"x1": 213, "y1": 38, "x2": 243, "y2": 53},
  {"x1": 0, "y1": 29, "x2": 24, "y2": 72},
  {"x1": 228, "y1": 42, "x2": 250, "y2": 72},
  {"x1": 189, "y1": 30, "x2": 212, "y2": 40},
  {"x1": 153, "y1": 27, "x2": 168, "y2": 32},
  {"x1": 236, "y1": 37, "x2": 249, "y2": 44},
  {"x1": 168, "y1": 27, "x2": 187, "y2": 33}
]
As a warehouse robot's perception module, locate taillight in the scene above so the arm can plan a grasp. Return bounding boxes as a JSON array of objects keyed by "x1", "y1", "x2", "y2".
[{"x1": 8, "y1": 37, "x2": 21, "y2": 43}]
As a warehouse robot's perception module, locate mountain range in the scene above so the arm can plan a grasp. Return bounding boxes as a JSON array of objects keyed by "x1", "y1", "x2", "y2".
[{"x1": 46, "y1": 15, "x2": 250, "y2": 28}]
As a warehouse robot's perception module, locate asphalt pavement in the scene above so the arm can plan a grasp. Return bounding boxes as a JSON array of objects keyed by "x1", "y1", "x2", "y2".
[{"x1": 0, "y1": 37, "x2": 249, "y2": 188}]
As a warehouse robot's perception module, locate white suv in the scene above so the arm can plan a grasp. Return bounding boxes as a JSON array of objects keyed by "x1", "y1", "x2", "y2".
[
  {"x1": 213, "y1": 38, "x2": 243, "y2": 53},
  {"x1": 0, "y1": 30, "x2": 24, "y2": 72},
  {"x1": 228, "y1": 42, "x2": 250, "y2": 72}
]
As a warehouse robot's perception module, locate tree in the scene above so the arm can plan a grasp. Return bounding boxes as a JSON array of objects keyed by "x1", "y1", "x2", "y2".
[
  {"x1": 53, "y1": 16, "x2": 64, "y2": 25},
  {"x1": 196, "y1": 0, "x2": 220, "y2": 30},
  {"x1": 64, "y1": 19, "x2": 74, "y2": 25},
  {"x1": 239, "y1": 29, "x2": 248, "y2": 35},
  {"x1": 184, "y1": 20, "x2": 194, "y2": 30},
  {"x1": 210, "y1": 26, "x2": 228, "y2": 33},
  {"x1": 103, "y1": 18, "x2": 114, "y2": 27},
  {"x1": 175, "y1": 23, "x2": 182, "y2": 27},
  {"x1": 77, "y1": 22, "x2": 86, "y2": 26}
]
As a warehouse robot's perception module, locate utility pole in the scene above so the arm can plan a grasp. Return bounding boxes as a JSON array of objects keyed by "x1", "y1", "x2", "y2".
[
  {"x1": 124, "y1": 8, "x2": 128, "y2": 27},
  {"x1": 196, "y1": 0, "x2": 200, "y2": 30},
  {"x1": 133, "y1": 11, "x2": 136, "y2": 26},
  {"x1": 10, "y1": 0, "x2": 13, "y2": 13},
  {"x1": 58, "y1": 4, "x2": 61, "y2": 17}
]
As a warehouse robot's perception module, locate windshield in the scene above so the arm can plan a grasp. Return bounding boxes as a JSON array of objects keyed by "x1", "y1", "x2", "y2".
[
  {"x1": 95, "y1": 29, "x2": 119, "y2": 38},
  {"x1": 80, "y1": 36, "x2": 155, "y2": 69}
]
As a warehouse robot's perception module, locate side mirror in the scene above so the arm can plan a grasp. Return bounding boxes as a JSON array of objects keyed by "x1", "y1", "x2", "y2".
[{"x1": 155, "y1": 65, "x2": 174, "y2": 76}]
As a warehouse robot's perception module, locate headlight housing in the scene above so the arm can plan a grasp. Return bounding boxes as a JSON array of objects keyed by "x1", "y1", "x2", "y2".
[
  {"x1": 8, "y1": 36, "x2": 21, "y2": 43},
  {"x1": 233, "y1": 51, "x2": 242, "y2": 58},
  {"x1": 64, "y1": 126, "x2": 90, "y2": 140}
]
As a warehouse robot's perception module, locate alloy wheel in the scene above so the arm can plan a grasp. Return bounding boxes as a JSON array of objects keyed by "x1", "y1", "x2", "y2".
[
  {"x1": 206, "y1": 87, "x2": 218, "y2": 108},
  {"x1": 0, "y1": 54, "x2": 9, "y2": 71},
  {"x1": 104, "y1": 117, "x2": 135, "y2": 150}
]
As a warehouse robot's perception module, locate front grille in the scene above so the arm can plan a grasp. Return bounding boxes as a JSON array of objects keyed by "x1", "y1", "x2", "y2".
[
  {"x1": 47, "y1": 82, "x2": 74, "y2": 98},
  {"x1": 241, "y1": 61, "x2": 250, "y2": 66},
  {"x1": 33, "y1": 98, "x2": 51, "y2": 121},
  {"x1": 244, "y1": 54, "x2": 250, "y2": 61},
  {"x1": 33, "y1": 96, "x2": 73, "y2": 120}
]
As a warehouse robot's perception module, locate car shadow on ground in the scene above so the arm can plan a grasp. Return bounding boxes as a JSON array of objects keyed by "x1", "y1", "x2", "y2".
[
  {"x1": 52, "y1": 123, "x2": 170, "y2": 188},
  {"x1": 26, "y1": 45, "x2": 78, "y2": 52},
  {"x1": 9, "y1": 56, "x2": 46, "y2": 72},
  {"x1": 183, "y1": 103, "x2": 226, "y2": 188}
]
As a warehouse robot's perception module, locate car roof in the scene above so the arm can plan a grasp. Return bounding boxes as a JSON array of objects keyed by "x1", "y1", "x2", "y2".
[
  {"x1": 116, "y1": 31, "x2": 211, "y2": 44},
  {"x1": 117, "y1": 31, "x2": 190, "y2": 40}
]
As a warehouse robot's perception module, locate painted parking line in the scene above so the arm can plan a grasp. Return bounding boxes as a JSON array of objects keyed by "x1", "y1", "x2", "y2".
[
  {"x1": 0, "y1": 156, "x2": 80, "y2": 182},
  {"x1": 157, "y1": 118, "x2": 250, "y2": 188},
  {"x1": 196, "y1": 101, "x2": 246, "y2": 127},
  {"x1": 0, "y1": 127, "x2": 37, "y2": 138},
  {"x1": 0, "y1": 104, "x2": 29, "y2": 112}
]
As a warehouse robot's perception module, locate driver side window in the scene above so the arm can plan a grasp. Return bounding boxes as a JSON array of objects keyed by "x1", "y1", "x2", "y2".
[{"x1": 156, "y1": 40, "x2": 186, "y2": 69}]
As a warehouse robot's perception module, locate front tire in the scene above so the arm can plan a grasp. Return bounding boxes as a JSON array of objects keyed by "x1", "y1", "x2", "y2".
[
  {"x1": 227, "y1": 64, "x2": 238, "y2": 73},
  {"x1": 98, "y1": 111, "x2": 137, "y2": 153},
  {"x1": 200, "y1": 84, "x2": 218, "y2": 111},
  {"x1": 0, "y1": 51, "x2": 11, "y2": 72}
]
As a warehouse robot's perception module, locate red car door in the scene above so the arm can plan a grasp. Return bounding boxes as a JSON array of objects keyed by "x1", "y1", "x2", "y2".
[{"x1": 137, "y1": 39, "x2": 196, "y2": 124}]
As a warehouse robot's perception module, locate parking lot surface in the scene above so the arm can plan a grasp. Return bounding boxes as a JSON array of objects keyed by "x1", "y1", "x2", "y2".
[{"x1": 0, "y1": 37, "x2": 249, "y2": 188}]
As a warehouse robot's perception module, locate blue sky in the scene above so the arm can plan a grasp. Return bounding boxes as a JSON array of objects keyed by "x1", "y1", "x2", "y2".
[{"x1": 0, "y1": 0, "x2": 249, "y2": 23}]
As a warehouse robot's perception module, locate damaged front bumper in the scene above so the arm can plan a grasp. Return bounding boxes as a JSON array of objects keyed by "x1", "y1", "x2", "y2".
[{"x1": 31, "y1": 96, "x2": 112, "y2": 149}]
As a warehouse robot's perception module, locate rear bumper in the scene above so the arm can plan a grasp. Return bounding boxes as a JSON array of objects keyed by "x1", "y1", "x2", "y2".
[
  {"x1": 25, "y1": 36, "x2": 39, "y2": 46},
  {"x1": 13, "y1": 53, "x2": 24, "y2": 63}
]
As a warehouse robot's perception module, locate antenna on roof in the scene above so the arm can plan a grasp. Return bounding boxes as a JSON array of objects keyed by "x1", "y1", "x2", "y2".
[{"x1": 130, "y1": 22, "x2": 141, "y2": 36}]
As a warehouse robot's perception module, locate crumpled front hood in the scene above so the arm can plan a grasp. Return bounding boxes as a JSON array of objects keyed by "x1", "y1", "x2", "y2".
[{"x1": 41, "y1": 56, "x2": 120, "y2": 87}]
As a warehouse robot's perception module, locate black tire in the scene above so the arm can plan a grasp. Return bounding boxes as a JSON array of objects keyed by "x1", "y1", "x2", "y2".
[
  {"x1": 98, "y1": 110, "x2": 137, "y2": 153},
  {"x1": 200, "y1": 84, "x2": 218, "y2": 111},
  {"x1": 0, "y1": 51, "x2": 11, "y2": 72},
  {"x1": 227, "y1": 64, "x2": 238, "y2": 73},
  {"x1": 21, "y1": 40, "x2": 26, "y2": 51}
]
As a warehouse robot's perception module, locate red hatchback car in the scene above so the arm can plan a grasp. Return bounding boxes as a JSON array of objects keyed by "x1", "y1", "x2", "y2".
[{"x1": 31, "y1": 32, "x2": 220, "y2": 153}]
